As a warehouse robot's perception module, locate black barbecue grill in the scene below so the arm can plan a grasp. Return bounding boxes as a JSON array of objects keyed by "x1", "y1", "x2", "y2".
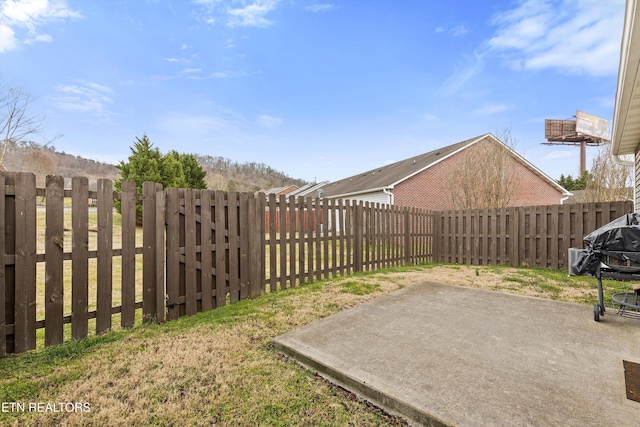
[{"x1": 573, "y1": 213, "x2": 640, "y2": 322}]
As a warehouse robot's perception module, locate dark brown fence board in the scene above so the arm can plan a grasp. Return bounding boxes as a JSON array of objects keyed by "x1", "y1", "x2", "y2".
[
  {"x1": 228, "y1": 192, "x2": 240, "y2": 303},
  {"x1": 184, "y1": 189, "x2": 197, "y2": 316},
  {"x1": 297, "y1": 197, "x2": 305, "y2": 285},
  {"x1": 154, "y1": 189, "x2": 165, "y2": 323},
  {"x1": 3, "y1": 173, "x2": 16, "y2": 354},
  {"x1": 258, "y1": 195, "x2": 266, "y2": 294},
  {"x1": 96, "y1": 179, "x2": 113, "y2": 335},
  {"x1": 323, "y1": 199, "x2": 329, "y2": 278},
  {"x1": 165, "y1": 188, "x2": 180, "y2": 321},
  {"x1": 248, "y1": 194, "x2": 259, "y2": 297},
  {"x1": 200, "y1": 190, "x2": 213, "y2": 311},
  {"x1": 239, "y1": 193, "x2": 250, "y2": 299},
  {"x1": 71, "y1": 177, "x2": 89, "y2": 339},
  {"x1": 120, "y1": 180, "x2": 137, "y2": 327},
  {"x1": 331, "y1": 199, "x2": 338, "y2": 275},
  {"x1": 288, "y1": 195, "x2": 296, "y2": 287},
  {"x1": 338, "y1": 199, "x2": 345, "y2": 275},
  {"x1": 142, "y1": 182, "x2": 160, "y2": 322},
  {"x1": 549, "y1": 205, "x2": 559, "y2": 269},
  {"x1": 0, "y1": 174, "x2": 5, "y2": 356},
  {"x1": 45, "y1": 175, "x2": 64, "y2": 346},
  {"x1": 304, "y1": 198, "x2": 311, "y2": 282},
  {"x1": 315, "y1": 198, "x2": 322, "y2": 279},
  {"x1": 14, "y1": 173, "x2": 36, "y2": 353},
  {"x1": 268, "y1": 194, "x2": 277, "y2": 292},
  {"x1": 278, "y1": 195, "x2": 286, "y2": 290},
  {"x1": 215, "y1": 190, "x2": 227, "y2": 307}
]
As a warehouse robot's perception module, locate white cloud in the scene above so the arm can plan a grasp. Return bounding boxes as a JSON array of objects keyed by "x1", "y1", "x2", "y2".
[
  {"x1": 0, "y1": 23, "x2": 18, "y2": 51},
  {"x1": 423, "y1": 113, "x2": 438, "y2": 121},
  {"x1": 193, "y1": 0, "x2": 281, "y2": 28},
  {"x1": 0, "y1": 0, "x2": 81, "y2": 52},
  {"x1": 474, "y1": 103, "x2": 512, "y2": 115},
  {"x1": 435, "y1": 26, "x2": 444, "y2": 33},
  {"x1": 257, "y1": 114, "x2": 283, "y2": 128},
  {"x1": 488, "y1": 0, "x2": 625, "y2": 76},
  {"x1": 51, "y1": 81, "x2": 113, "y2": 117},
  {"x1": 439, "y1": 50, "x2": 484, "y2": 96},
  {"x1": 227, "y1": 0, "x2": 279, "y2": 27},
  {"x1": 449, "y1": 24, "x2": 468, "y2": 37},
  {"x1": 306, "y1": 4, "x2": 334, "y2": 13}
]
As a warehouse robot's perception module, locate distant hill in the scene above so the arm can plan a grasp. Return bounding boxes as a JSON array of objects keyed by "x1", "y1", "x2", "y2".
[{"x1": 1, "y1": 141, "x2": 308, "y2": 191}]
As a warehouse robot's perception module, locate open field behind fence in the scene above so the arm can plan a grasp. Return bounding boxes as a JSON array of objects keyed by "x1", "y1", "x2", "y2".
[{"x1": 1, "y1": 172, "x2": 634, "y2": 356}]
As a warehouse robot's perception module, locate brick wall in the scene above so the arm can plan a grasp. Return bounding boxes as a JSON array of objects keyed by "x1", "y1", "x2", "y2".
[{"x1": 393, "y1": 138, "x2": 564, "y2": 210}]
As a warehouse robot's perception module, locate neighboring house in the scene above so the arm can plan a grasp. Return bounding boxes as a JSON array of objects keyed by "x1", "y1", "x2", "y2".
[
  {"x1": 320, "y1": 134, "x2": 569, "y2": 210},
  {"x1": 260, "y1": 185, "x2": 299, "y2": 197},
  {"x1": 611, "y1": 0, "x2": 640, "y2": 211},
  {"x1": 262, "y1": 181, "x2": 329, "y2": 201}
]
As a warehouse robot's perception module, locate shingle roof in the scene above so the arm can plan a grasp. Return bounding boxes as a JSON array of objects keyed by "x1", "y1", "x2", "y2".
[{"x1": 321, "y1": 135, "x2": 485, "y2": 198}]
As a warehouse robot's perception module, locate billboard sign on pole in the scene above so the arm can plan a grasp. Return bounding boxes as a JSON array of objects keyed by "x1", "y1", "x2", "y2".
[{"x1": 576, "y1": 110, "x2": 610, "y2": 140}]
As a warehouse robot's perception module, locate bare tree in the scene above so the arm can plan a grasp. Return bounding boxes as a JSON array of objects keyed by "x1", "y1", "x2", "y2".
[
  {"x1": 0, "y1": 83, "x2": 59, "y2": 166},
  {"x1": 443, "y1": 131, "x2": 521, "y2": 209},
  {"x1": 582, "y1": 143, "x2": 632, "y2": 202}
]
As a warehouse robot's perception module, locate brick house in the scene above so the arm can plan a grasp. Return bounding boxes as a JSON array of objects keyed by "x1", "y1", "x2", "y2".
[{"x1": 320, "y1": 134, "x2": 569, "y2": 210}]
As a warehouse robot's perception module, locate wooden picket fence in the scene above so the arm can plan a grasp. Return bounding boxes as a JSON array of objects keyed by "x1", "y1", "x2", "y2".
[{"x1": 0, "y1": 173, "x2": 433, "y2": 356}]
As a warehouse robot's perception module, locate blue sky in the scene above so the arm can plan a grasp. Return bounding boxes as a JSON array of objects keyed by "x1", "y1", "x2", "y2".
[{"x1": 0, "y1": 0, "x2": 627, "y2": 184}]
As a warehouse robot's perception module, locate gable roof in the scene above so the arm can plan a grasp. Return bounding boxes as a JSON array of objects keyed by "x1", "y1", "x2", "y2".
[{"x1": 322, "y1": 134, "x2": 569, "y2": 198}]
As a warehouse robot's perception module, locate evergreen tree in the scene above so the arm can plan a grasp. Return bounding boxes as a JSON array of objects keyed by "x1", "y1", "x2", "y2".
[
  {"x1": 166, "y1": 150, "x2": 207, "y2": 190},
  {"x1": 557, "y1": 171, "x2": 590, "y2": 191},
  {"x1": 115, "y1": 135, "x2": 210, "y2": 224}
]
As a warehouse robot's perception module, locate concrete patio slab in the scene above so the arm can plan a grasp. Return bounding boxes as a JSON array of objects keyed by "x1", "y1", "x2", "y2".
[{"x1": 272, "y1": 282, "x2": 640, "y2": 426}]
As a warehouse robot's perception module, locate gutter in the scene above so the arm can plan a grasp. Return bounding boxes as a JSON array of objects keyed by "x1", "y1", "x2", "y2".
[{"x1": 383, "y1": 188, "x2": 395, "y2": 205}]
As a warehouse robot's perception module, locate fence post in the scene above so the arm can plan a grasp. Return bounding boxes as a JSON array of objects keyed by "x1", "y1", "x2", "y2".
[
  {"x1": 0, "y1": 173, "x2": 5, "y2": 357},
  {"x1": 45, "y1": 175, "x2": 64, "y2": 346},
  {"x1": 404, "y1": 208, "x2": 411, "y2": 264},
  {"x1": 71, "y1": 177, "x2": 89, "y2": 340},
  {"x1": 120, "y1": 180, "x2": 137, "y2": 327},
  {"x1": 96, "y1": 179, "x2": 113, "y2": 335},
  {"x1": 143, "y1": 181, "x2": 161, "y2": 322},
  {"x1": 511, "y1": 207, "x2": 520, "y2": 267},
  {"x1": 354, "y1": 202, "x2": 363, "y2": 272},
  {"x1": 14, "y1": 173, "x2": 36, "y2": 353},
  {"x1": 155, "y1": 188, "x2": 166, "y2": 322}
]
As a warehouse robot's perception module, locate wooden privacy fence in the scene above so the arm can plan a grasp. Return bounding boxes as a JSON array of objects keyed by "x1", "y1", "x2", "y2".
[
  {"x1": 433, "y1": 201, "x2": 634, "y2": 269},
  {"x1": 1, "y1": 173, "x2": 434, "y2": 356}
]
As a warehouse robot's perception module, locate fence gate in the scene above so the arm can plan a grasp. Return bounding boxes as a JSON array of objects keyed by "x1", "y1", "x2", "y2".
[{"x1": 160, "y1": 188, "x2": 265, "y2": 321}]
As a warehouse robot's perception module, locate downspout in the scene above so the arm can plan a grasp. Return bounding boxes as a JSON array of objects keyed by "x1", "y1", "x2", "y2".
[
  {"x1": 383, "y1": 188, "x2": 394, "y2": 205},
  {"x1": 612, "y1": 153, "x2": 635, "y2": 210}
]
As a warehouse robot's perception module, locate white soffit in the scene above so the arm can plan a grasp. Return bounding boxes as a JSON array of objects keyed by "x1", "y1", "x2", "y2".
[{"x1": 613, "y1": 0, "x2": 640, "y2": 155}]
